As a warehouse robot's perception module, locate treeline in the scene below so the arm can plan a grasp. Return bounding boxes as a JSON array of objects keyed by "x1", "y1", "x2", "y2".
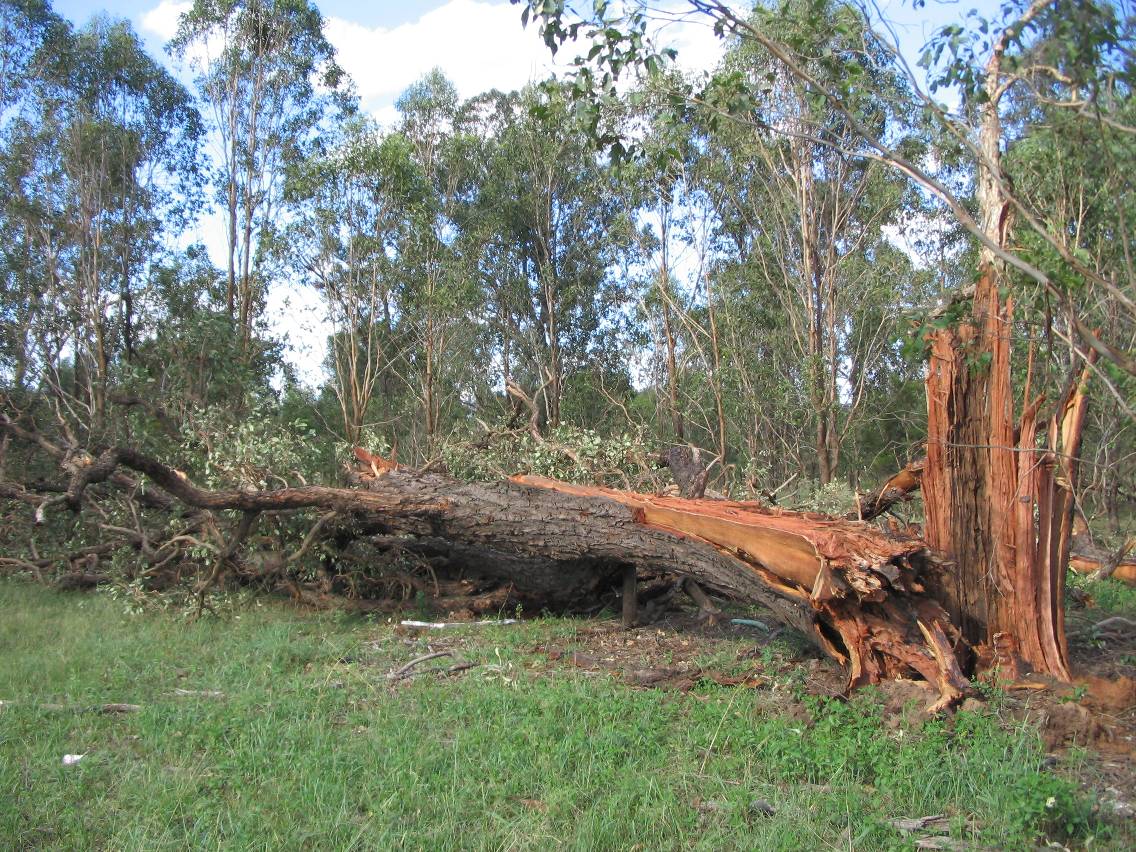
[{"x1": 0, "y1": 0, "x2": 1132, "y2": 529}]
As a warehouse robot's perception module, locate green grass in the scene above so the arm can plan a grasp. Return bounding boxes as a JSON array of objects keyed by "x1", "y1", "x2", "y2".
[
  {"x1": 0, "y1": 580, "x2": 1118, "y2": 850},
  {"x1": 1070, "y1": 572, "x2": 1136, "y2": 616}
]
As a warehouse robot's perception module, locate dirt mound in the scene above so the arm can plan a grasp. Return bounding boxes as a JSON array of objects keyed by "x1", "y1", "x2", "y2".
[{"x1": 1037, "y1": 702, "x2": 1125, "y2": 752}]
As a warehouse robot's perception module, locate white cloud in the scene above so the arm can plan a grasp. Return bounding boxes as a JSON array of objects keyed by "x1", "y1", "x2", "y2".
[
  {"x1": 325, "y1": 0, "x2": 565, "y2": 124},
  {"x1": 649, "y1": 12, "x2": 727, "y2": 77},
  {"x1": 141, "y1": 0, "x2": 190, "y2": 41},
  {"x1": 142, "y1": 0, "x2": 727, "y2": 124},
  {"x1": 266, "y1": 282, "x2": 333, "y2": 388},
  {"x1": 327, "y1": 0, "x2": 726, "y2": 125}
]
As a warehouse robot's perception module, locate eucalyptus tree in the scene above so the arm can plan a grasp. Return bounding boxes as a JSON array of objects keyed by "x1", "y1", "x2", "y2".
[
  {"x1": 692, "y1": 1, "x2": 929, "y2": 485},
  {"x1": 1, "y1": 8, "x2": 202, "y2": 434},
  {"x1": 285, "y1": 116, "x2": 424, "y2": 446},
  {"x1": 394, "y1": 71, "x2": 486, "y2": 453},
  {"x1": 0, "y1": 0, "x2": 65, "y2": 110},
  {"x1": 460, "y1": 83, "x2": 639, "y2": 430},
  {"x1": 66, "y1": 17, "x2": 204, "y2": 364},
  {"x1": 1001, "y1": 63, "x2": 1136, "y2": 533},
  {"x1": 620, "y1": 72, "x2": 705, "y2": 445},
  {"x1": 170, "y1": 0, "x2": 351, "y2": 351},
  {"x1": 0, "y1": 0, "x2": 69, "y2": 389}
]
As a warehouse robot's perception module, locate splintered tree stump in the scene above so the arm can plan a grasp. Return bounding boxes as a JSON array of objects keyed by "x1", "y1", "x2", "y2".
[{"x1": 29, "y1": 444, "x2": 972, "y2": 709}]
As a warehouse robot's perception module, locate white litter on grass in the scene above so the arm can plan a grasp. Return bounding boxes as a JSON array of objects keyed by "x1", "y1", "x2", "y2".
[
  {"x1": 62, "y1": 754, "x2": 86, "y2": 766},
  {"x1": 400, "y1": 619, "x2": 518, "y2": 629}
]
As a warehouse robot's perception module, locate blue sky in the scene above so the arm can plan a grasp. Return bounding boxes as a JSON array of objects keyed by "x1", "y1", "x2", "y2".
[
  {"x1": 52, "y1": 0, "x2": 453, "y2": 32},
  {"x1": 48, "y1": 1, "x2": 964, "y2": 126}
]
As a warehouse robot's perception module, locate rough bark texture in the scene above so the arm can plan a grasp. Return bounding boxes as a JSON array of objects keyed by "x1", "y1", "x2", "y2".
[
  {"x1": 513, "y1": 475, "x2": 969, "y2": 707},
  {"x1": 922, "y1": 268, "x2": 1095, "y2": 680},
  {"x1": 923, "y1": 303, "x2": 993, "y2": 648},
  {"x1": 38, "y1": 444, "x2": 971, "y2": 708}
]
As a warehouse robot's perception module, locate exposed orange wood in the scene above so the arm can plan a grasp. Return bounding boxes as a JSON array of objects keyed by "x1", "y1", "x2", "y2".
[
  {"x1": 513, "y1": 473, "x2": 971, "y2": 708},
  {"x1": 850, "y1": 460, "x2": 924, "y2": 521},
  {"x1": 352, "y1": 446, "x2": 399, "y2": 477},
  {"x1": 921, "y1": 266, "x2": 1097, "y2": 682},
  {"x1": 1070, "y1": 556, "x2": 1136, "y2": 585},
  {"x1": 512, "y1": 475, "x2": 923, "y2": 591}
]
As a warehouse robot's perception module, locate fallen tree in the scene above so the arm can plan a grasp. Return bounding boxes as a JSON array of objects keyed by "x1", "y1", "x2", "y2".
[
  {"x1": 1069, "y1": 537, "x2": 1136, "y2": 585},
  {"x1": 5, "y1": 438, "x2": 971, "y2": 709}
]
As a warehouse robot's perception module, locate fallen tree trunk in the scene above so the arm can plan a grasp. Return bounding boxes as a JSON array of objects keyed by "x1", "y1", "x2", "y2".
[
  {"x1": 511, "y1": 475, "x2": 969, "y2": 707},
  {"x1": 31, "y1": 445, "x2": 971, "y2": 709},
  {"x1": 1069, "y1": 535, "x2": 1136, "y2": 584}
]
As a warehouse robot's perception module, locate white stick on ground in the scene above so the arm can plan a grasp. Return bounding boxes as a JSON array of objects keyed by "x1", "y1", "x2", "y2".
[{"x1": 399, "y1": 619, "x2": 518, "y2": 629}]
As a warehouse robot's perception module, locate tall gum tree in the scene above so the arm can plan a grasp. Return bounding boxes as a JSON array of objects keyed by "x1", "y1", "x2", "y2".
[
  {"x1": 284, "y1": 117, "x2": 421, "y2": 447},
  {"x1": 695, "y1": 3, "x2": 926, "y2": 486},
  {"x1": 1, "y1": 8, "x2": 201, "y2": 436},
  {"x1": 395, "y1": 71, "x2": 479, "y2": 455},
  {"x1": 170, "y1": 0, "x2": 351, "y2": 352},
  {"x1": 460, "y1": 84, "x2": 637, "y2": 430}
]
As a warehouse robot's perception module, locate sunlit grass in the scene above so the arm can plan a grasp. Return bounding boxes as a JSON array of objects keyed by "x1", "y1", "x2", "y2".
[{"x1": 0, "y1": 580, "x2": 1121, "y2": 850}]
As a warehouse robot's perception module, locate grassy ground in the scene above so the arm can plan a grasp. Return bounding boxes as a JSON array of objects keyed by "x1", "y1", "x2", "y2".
[{"x1": 0, "y1": 580, "x2": 1126, "y2": 850}]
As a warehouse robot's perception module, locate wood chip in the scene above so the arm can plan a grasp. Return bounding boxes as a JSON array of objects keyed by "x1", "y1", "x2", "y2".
[
  {"x1": 172, "y1": 688, "x2": 225, "y2": 698},
  {"x1": 891, "y1": 815, "x2": 950, "y2": 834},
  {"x1": 99, "y1": 703, "x2": 141, "y2": 714}
]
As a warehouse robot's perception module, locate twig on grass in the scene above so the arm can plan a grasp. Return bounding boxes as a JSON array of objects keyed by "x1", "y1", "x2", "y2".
[{"x1": 388, "y1": 651, "x2": 452, "y2": 681}]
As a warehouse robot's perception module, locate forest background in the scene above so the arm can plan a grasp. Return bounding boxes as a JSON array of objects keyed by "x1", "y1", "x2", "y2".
[{"x1": 1, "y1": 0, "x2": 1133, "y2": 572}]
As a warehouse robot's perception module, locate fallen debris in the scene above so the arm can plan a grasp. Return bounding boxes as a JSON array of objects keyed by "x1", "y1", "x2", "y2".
[
  {"x1": 891, "y1": 815, "x2": 951, "y2": 834},
  {"x1": 171, "y1": 688, "x2": 225, "y2": 698},
  {"x1": 98, "y1": 703, "x2": 141, "y2": 714},
  {"x1": 446, "y1": 661, "x2": 479, "y2": 676},
  {"x1": 1091, "y1": 616, "x2": 1136, "y2": 642},
  {"x1": 730, "y1": 618, "x2": 770, "y2": 632},
  {"x1": 388, "y1": 651, "x2": 452, "y2": 681},
  {"x1": 399, "y1": 619, "x2": 518, "y2": 629}
]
